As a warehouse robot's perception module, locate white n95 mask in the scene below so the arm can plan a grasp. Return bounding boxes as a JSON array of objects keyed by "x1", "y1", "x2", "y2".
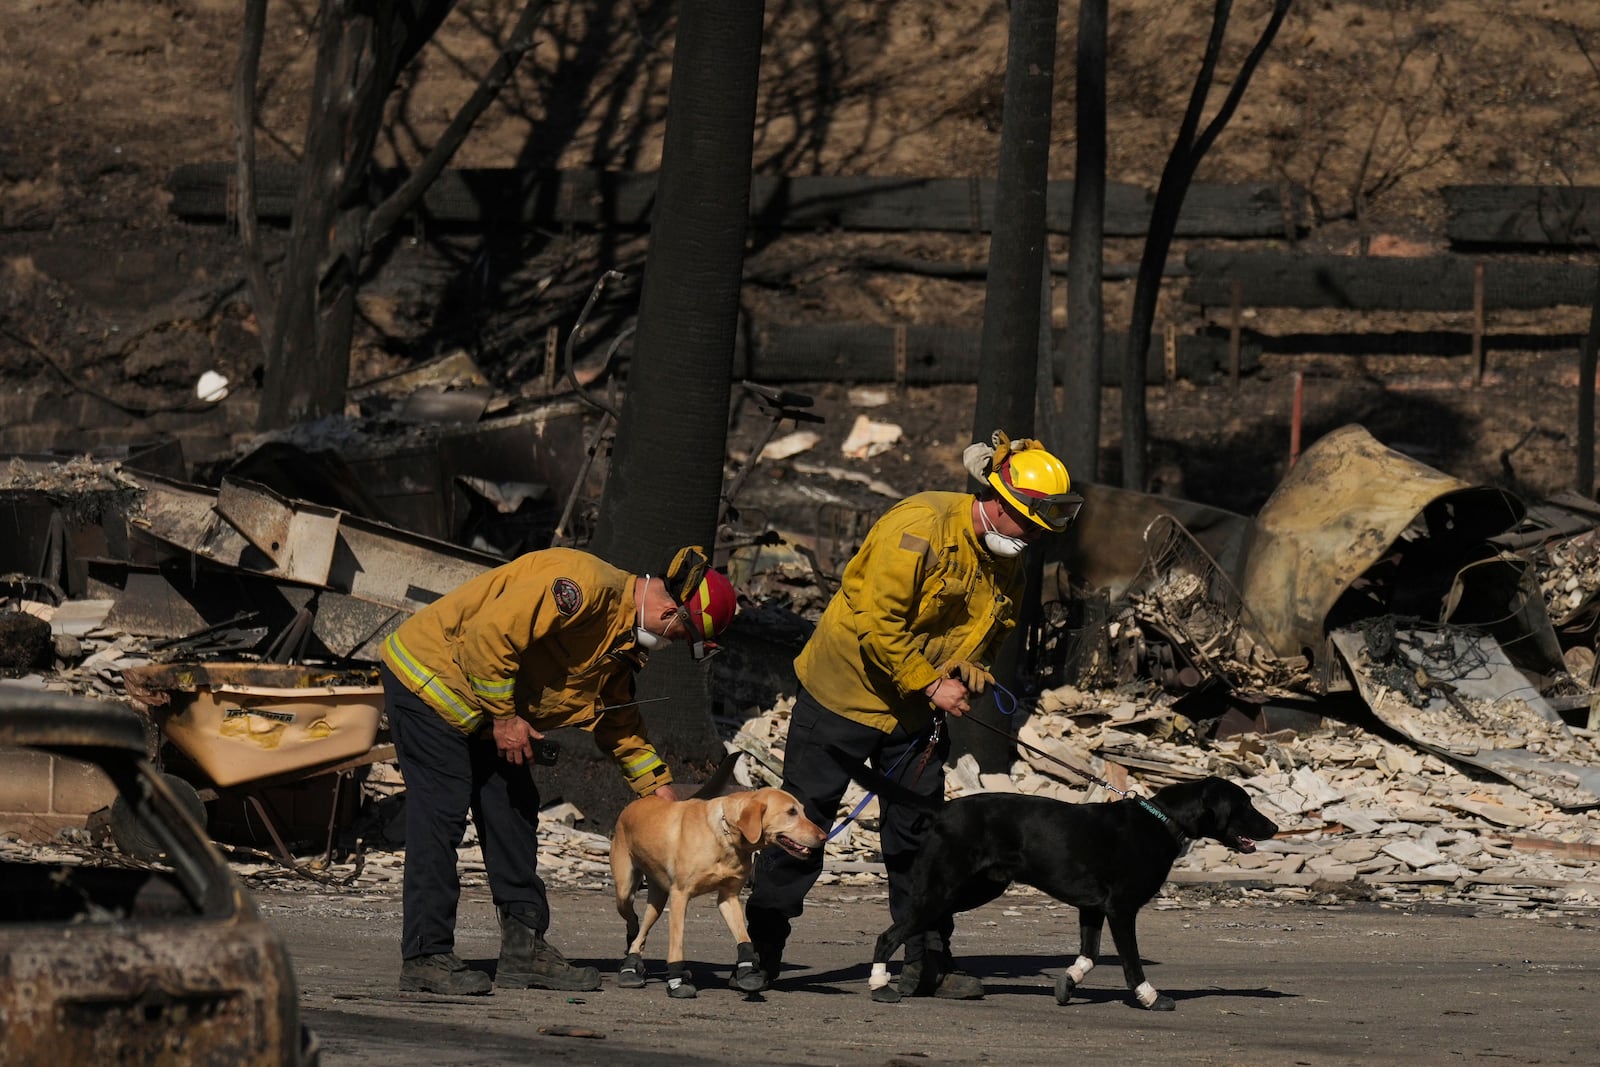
[{"x1": 978, "y1": 503, "x2": 1027, "y2": 558}]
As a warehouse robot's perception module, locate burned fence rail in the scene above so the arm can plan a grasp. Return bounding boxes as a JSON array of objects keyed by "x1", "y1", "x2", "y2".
[
  {"x1": 1183, "y1": 250, "x2": 1598, "y2": 312},
  {"x1": 1444, "y1": 185, "x2": 1600, "y2": 249},
  {"x1": 167, "y1": 162, "x2": 1303, "y2": 239}
]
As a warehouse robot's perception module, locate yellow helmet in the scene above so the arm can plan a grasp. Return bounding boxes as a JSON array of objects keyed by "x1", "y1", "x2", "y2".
[{"x1": 987, "y1": 446, "x2": 1081, "y2": 531}]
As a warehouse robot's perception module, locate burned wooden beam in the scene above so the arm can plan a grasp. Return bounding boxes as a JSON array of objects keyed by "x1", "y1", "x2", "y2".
[
  {"x1": 1444, "y1": 185, "x2": 1600, "y2": 248},
  {"x1": 1184, "y1": 250, "x2": 1597, "y2": 311},
  {"x1": 166, "y1": 162, "x2": 1304, "y2": 238}
]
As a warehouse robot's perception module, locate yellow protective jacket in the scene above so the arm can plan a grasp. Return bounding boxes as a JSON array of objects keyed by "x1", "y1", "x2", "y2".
[
  {"x1": 381, "y1": 547, "x2": 671, "y2": 796},
  {"x1": 795, "y1": 491, "x2": 1023, "y2": 734}
]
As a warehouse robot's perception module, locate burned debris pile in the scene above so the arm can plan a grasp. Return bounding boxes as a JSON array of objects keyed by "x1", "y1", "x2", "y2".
[{"x1": 5, "y1": 420, "x2": 1600, "y2": 913}]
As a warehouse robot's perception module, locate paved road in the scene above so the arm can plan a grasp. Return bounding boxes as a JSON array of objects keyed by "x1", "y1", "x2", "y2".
[{"x1": 258, "y1": 882, "x2": 1599, "y2": 1066}]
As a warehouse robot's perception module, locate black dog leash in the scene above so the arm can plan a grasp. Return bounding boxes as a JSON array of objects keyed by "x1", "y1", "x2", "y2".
[
  {"x1": 947, "y1": 689, "x2": 1131, "y2": 797},
  {"x1": 957, "y1": 708, "x2": 1187, "y2": 841}
]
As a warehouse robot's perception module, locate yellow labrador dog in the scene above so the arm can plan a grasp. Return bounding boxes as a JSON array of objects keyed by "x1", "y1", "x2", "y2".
[{"x1": 611, "y1": 781, "x2": 826, "y2": 998}]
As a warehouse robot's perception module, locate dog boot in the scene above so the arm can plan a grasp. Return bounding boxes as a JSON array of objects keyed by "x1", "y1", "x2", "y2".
[
  {"x1": 666, "y1": 961, "x2": 698, "y2": 999},
  {"x1": 496, "y1": 911, "x2": 601, "y2": 991},
  {"x1": 617, "y1": 952, "x2": 647, "y2": 989},
  {"x1": 400, "y1": 952, "x2": 492, "y2": 995},
  {"x1": 728, "y1": 940, "x2": 767, "y2": 994}
]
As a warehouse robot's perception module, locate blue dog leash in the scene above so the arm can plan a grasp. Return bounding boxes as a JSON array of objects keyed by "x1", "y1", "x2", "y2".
[{"x1": 824, "y1": 724, "x2": 935, "y2": 841}]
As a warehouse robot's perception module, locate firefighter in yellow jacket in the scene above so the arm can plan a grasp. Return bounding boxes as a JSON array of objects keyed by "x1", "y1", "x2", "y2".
[
  {"x1": 381, "y1": 545, "x2": 738, "y2": 995},
  {"x1": 745, "y1": 433, "x2": 1081, "y2": 1000}
]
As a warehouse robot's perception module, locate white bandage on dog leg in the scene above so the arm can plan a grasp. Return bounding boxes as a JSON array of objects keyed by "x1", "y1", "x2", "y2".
[
  {"x1": 869, "y1": 962, "x2": 891, "y2": 990},
  {"x1": 1066, "y1": 956, "x2": 1095, "y2": 983},
  {"x1": 1135, "y1": 981, "x2": 1160, "y2": 1008}
]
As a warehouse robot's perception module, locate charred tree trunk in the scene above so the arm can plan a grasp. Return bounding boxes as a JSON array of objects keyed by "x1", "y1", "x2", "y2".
[
  {"x1": 590, "y1": 0, "x2": 766, "y2": 765},
  {"x1": 972, "y1": 0, "x2": 1058, "y2": 447},
  {"x1": 1580, "y1": 265, "x2": 1600, "y2": 496},
  {"x1": 256, "y1": 1, "x2": 455, "y2": 430},
  {"x1": 1062, "y1": 0, "x2": 1107, "y2": 481},
  {"x1": 1120, "y1": 0, "x2": 1293, "y2": 489},
  {"x1": 959, "y1": 0, "x2": 1057, "y2": 774},
  {"x1": 247, "y1": 0, "x2": 551, "y2": 431}
]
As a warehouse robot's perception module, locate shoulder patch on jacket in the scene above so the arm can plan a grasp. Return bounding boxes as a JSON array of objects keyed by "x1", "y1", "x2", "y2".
[
  {"x1": 551, "y1": 577, "x2": 584, "y2": 616},
  {"x1": 898, "y1": 531, "x2": 929, "y2": 554}
]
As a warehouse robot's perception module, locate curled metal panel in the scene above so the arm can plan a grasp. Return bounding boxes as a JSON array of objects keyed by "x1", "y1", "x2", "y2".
[{"x1": 1240, "y1": 424, "x2": 1524, "y2": 659}]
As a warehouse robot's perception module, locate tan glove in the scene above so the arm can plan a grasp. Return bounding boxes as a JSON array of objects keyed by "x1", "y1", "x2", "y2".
[
  {"x1": 962, "y1": 441, "x2": 996, "y2": 481},
  {"x1": 989, "y1": 430, "x2": 1045, "y2": 472},
  {"x1": 946, "y1": 660, "x2": 994, "y2": 694},
  {"x1": 989, "y1": 430, "x2": 1014, "y2": 469}
]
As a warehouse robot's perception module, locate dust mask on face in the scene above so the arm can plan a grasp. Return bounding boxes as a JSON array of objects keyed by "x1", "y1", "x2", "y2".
[
  {"x1": 978, "y1": 502, "x2": 1028, "y2": 558},
  {"x1": 635, "y1": 576, "x2": 670, "y2": 650}
]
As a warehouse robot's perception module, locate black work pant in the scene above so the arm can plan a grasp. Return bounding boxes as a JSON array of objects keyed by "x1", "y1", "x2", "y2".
[
  {"x1": 746, "y1": 685, "x2": 953, "y2": 958},
  {"x1": 384, "y1": 664, "x2": 549, "y2": 960}
]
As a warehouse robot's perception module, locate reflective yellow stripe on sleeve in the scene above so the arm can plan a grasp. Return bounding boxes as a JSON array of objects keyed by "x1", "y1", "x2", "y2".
[
  {"x1": 620, "y1": 749, "x2": 665, "y2": 781},
  {"x1": 467, "y1": 674, "x2": 515, "y2": 699},
  {"x1": 384, "y1": 632, "x2": 483, "y2": 730}
]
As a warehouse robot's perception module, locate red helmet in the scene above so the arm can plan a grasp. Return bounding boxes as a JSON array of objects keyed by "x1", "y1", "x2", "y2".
[{"x1": 681, "y1": 568, "x2": 738, "y2": 661}]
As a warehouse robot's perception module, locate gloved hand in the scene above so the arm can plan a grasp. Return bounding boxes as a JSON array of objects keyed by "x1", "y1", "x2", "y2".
[
  {"x1": 945, "y1": 660, "x2": 994, "y2": 694},
  {"x1": 961, "y1": 441, "x2": 995, "y2": 481},
  {"x1": 989, "y1": 430, "x2": 1045, "y2": 471}
]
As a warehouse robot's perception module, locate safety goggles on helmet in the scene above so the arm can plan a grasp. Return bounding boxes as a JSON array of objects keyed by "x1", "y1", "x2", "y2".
[{"x1": 992, "y1": 464, "x2": 1083, "y2": 531}]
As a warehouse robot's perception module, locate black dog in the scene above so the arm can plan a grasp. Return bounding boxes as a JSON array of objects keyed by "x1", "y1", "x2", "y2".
[{"x1": 863, "y1": 775, "x2": 1278, "y2": 1010}]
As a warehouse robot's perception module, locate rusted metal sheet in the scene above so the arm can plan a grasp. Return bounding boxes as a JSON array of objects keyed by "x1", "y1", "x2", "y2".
[
  {"x1": 131, "y1": 473, "x2": 495, "y2": 614},
  {"x1": 1239, "y1": 424, "x2": 1525, "y2": 660},
  {"x1": 0, "y1": 916, "x2": 303, "y2": 1064},
  {"x1": 216, "y1": 478, "x2": 341, "y2": 585},
  {"x1": 1331, "y1": 626, "x2": 1600, "y2": 809},
  {"x1": 278, "y1": 586, "x2": 405, "y2": 660}
]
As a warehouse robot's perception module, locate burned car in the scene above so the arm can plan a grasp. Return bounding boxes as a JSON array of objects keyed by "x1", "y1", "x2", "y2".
[{"x1": 0, "y1": 689, "x2": 317, "y2": 1064}]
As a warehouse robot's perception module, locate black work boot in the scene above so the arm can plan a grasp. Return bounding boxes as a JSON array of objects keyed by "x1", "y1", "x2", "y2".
[
  {"x1": 896, "y1": 939, "x2": 934, "y2": 998},
  {"x1": 898, "y1": 939, "x2": 984, "y2": 1001},
  {"x1": 400, "y1": 952, "x2": 492, "y2": 995},
  {"x1": 931, "y1": 965, "x2": 986, "y2": 1000},
  {"x1": 744, "y1": 906, "x2": 789, "y2": 992},
  {"x1": 495, "y1": 910, "x2": 601, "y2": 991}
]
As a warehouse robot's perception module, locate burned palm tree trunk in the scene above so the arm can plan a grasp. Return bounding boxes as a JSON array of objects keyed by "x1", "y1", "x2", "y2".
[
  {"x1": 1061, "y1": 0, "x2": 1107, "y2": 481},
  {"x1": 591, "y1": 0, "x2": 767, "y2": 763},
  {"x1": 960, "y1": 0, "x2": 1058, "y2": 774},
  {"x1": 1120, "y1": 0, "x2": 1293, "y2": 490}
]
